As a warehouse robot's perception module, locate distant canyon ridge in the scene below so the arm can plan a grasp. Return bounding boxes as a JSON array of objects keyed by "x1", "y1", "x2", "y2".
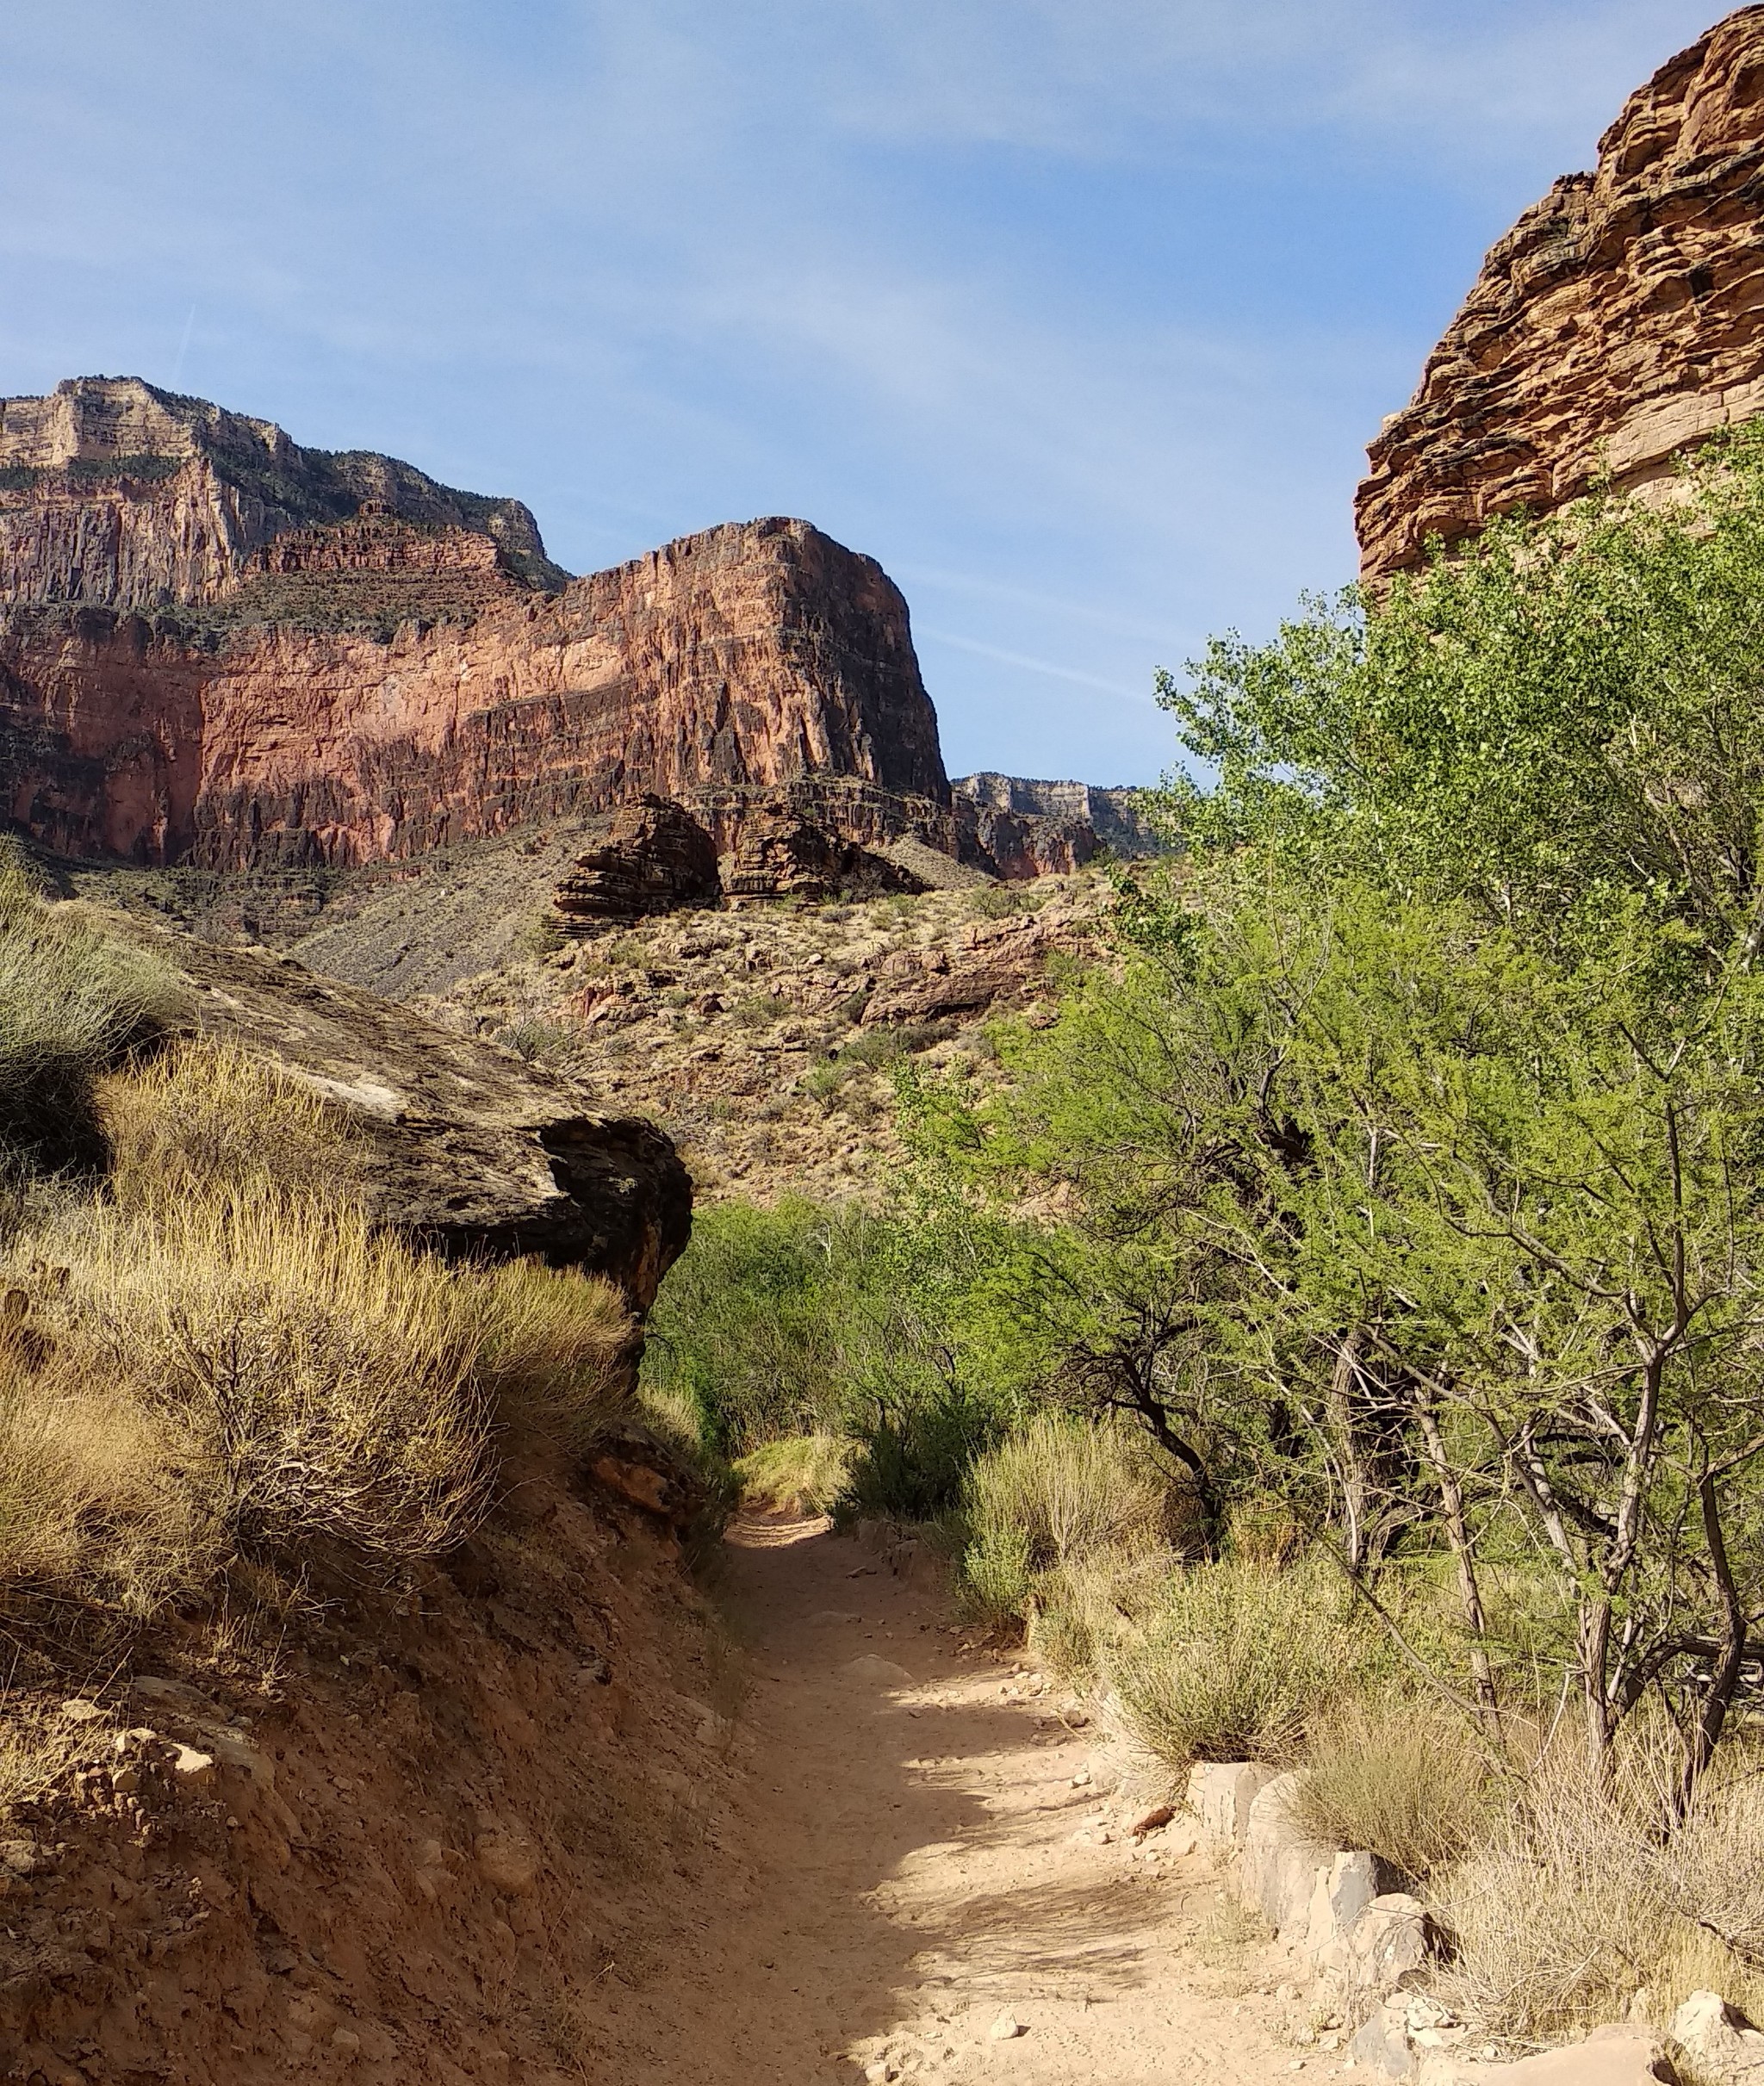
[{"x1": 0, "y1": 376, "x2": 1152, "y2": 893}]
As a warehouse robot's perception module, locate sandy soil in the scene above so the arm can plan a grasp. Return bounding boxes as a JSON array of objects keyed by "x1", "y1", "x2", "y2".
[{"x1": 590, "y1": 1514, "x2": 1335, "y2": 2086}]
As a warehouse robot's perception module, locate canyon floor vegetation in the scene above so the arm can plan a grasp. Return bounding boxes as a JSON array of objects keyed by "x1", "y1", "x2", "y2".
[
  {"x1": 647, "y1": 429, "x2": 1764, "y2": 2044},
  {"x1": 0, "y1": 856, "x2": 634, "y2": 1707}
]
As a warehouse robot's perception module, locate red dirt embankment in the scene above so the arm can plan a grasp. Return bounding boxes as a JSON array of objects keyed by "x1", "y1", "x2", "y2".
[{"x1": 3, "y1": 1503, "x2": 1309, "y2": 2085}]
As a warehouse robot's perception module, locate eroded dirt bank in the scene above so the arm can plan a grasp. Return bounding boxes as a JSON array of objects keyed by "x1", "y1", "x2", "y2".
[{"x1": 3, "y1": 1504, "x2": 1322, "y2": 2085}]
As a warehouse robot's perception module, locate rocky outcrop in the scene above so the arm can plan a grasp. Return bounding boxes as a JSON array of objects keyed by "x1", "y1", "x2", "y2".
[
  {"x1": 952, "y1": 773, "x2": 1160, "y2": 879},
  {"x1": 97, "y1": 911, "x2": 693, "y2": 1305},
  {"x1": 554, "y1": 797, "x2": 723, "y2": 925},
  {"x1": 1357, "y1": 8, "x2": 1764, "y2": 580},
  {"x1": 0, "y1": 509, "x2": 952, "y2": 872},
  {"x1": 723, "y1": 802, "x2": 922, "y2": 904}
]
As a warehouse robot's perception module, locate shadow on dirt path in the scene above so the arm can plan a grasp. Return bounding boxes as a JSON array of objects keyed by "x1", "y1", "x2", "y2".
[{"x1": 586, "y1": 1513, "x2": 1322, "y2": 2086}]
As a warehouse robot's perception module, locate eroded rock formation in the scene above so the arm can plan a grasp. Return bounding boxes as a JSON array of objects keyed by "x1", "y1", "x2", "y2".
[
  {"x1": 1357, "y1": 7, "x2": 1764, "y2": 580},
  {"x1": 0, "y1": 381, "x2": 951, "y2": 872},
  {"x1": 100, "y1": 911, "x2": 693, "y2": 1304},
  {"x1": 952, "y1": 773, "x2": 1158, "y2": 879},
  {"x1": 554, "y1": 797, "x2": 723, "y2": 925}
]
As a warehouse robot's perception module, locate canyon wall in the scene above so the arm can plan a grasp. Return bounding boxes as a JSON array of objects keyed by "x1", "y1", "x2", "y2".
[
  {"x1": 0, "y1": 381, "x2": 952, "y2": 870},
  {"x1": 1357, "y1": 6, "x2": 1764, "y2": 580},
  {"x1": 951, "y1": 772, "x2": 1158, "y2": 879}
]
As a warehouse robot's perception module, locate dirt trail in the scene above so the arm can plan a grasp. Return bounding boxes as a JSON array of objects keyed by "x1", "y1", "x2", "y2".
[{"x1": 599, "y1": 1515, "x2": 1324, "y2": 2085}]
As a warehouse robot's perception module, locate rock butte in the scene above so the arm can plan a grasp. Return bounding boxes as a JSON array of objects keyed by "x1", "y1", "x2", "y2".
[
  {"x1": 0, "y1": 376, "x2": 1152, "y2": 882},
  {"x1": 1357, "y1": 4, "x2": 1764, "y2": 580}
]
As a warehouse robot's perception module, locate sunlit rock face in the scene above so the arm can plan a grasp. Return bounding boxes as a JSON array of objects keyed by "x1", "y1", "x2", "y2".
[
  {"x1": 0, "y1": 379, "x2": 950, "y2": 870},
  {"x1": 1357, "y1": 8, "x2": 1764, "y2": 581}
]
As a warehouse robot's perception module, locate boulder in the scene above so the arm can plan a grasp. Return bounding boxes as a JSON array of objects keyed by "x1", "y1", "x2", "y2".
[
  {"x1": 1669, "y1": 1991, "x2": 1764, "y2": 2083},
  {"x1": 1241, "y1": 1772, "x2": 1375, "y2": 1947},
  {"x1": 1186, "y1": 1761, "x2": 1278, "y2": 1851},
  {"x1": 95, "y1": 914, "x2": 693, "y2": 1307}
]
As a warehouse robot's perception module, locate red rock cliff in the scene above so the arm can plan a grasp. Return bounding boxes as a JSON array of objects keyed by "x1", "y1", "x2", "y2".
[
  {"x1": 0, "y1": 382, "x2": 950, "y2": 868},
  {"x1": 1357, "y1": 7, "x2": 1764, "y2": 580}
]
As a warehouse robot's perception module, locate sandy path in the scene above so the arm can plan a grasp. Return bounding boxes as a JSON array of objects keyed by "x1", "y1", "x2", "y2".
[{"x1": 599, "y1": 1514, "x2": 1328, "y2": 2086}]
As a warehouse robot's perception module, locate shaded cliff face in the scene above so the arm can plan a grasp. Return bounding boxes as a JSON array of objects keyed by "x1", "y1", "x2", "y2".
[
  {"x1": 0, "y1": 380, "x2": 950, "y2": 867},
  {"x1": 1357, "y1": 8, "x2": 1764, "y2": 580}
]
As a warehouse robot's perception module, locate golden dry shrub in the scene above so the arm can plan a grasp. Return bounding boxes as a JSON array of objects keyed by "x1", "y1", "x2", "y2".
[
  {"x1": 36, "y1": 1190, "x2": 493, "y2": 1564},
  {"x1": 961, "y1": 1412, "x2": 1177, "y2": 1623},
  {"x1": 0, "y1": 1336, "x2": 217, "y2": 1615},
  {"x1": 1291, "y1": 1697, "x2": 1494, "y2": 1887},
  {"x1": 461, "y1": 1254, "x2": 633, "y2": 1456},
  {"x1": 99, "y1": 1037, "x2": 364, "y2": 1208},
  {"x1": 1109, "y1": 1559, "x2": 1369, "y2": 1770}
]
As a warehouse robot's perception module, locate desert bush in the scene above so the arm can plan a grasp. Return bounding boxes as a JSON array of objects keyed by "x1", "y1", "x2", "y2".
[
  {"x1": 1441, "y1": 1743, "x2": 1675, "y2": 2039},
  {"x1": 34, "y1": 1192, "x2": 493, "y2": 1564},
  {"x1": 734, "y1": 1433, "x2": 854, "y2": 1514},
  {"x1": 841, "y1": 1383, "x2": 1004, "y2": 1523},
  {"x1": 1110, "y1": 1559, "x2": 1367, "y2": 1768},
  {"x1": 968, "y1": 1414, "x2": 1172, "y2": 1574},
  {"x1": 0, "y1": 860, "x2": 183, "y2": 1171},
  {"x1": 1292, "y1": 1698, "x2": 1494, "y2": 1886},
  {"x1": 101, "y1": 1038, "x2": 363, "y2": 1208},
  {"x1": 1028, "y1": 1548, "x2": 1176, "y2": 1684},
  {"x1": 1438, "y1": 1721, "x2": 1764, "y2": 2039},
  {"x1": 465, "y1": 1255, "x2": 631, "y2": 1455},
  {"x1": 960, "y1": 1413, "x2": 1178, "y2": 1625}
]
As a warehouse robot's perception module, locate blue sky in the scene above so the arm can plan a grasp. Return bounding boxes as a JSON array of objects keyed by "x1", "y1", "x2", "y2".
[{"x1": 0, "y1": 1, "x2": 1725, "y2": 784}]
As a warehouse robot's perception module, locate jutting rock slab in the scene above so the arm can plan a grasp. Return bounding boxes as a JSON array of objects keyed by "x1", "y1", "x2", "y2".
[{"x1": 99, "y1": 910, "x2": 692, "y2": 1305}]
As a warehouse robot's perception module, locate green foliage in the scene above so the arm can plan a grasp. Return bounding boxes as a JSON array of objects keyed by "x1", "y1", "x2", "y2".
[
  {"x1": 1110, "y1": 1559, "x2": 1372, "y2": 1768},
  {"x1": 1162, "y1": 425, "x2": 1764, "y2": 958},
  {"x1": 0, "y1": 856, "x2": 185, "y2": 1172}
]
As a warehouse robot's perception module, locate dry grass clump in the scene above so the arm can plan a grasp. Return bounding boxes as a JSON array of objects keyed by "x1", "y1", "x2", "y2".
[
  {"x1": 734, "y1": 1433, "x2": 855, "y2": 1514},
  {"x1": 1291, "y1": 1698, "x2": 1494, "y2": 1887},
  {"x1": 5, "y1": 1189, "x2": 637, "y2": 1592},
  {"x1": 1438, "y1": 1727, "x2": 1764, "y2": 2039},
  {"x1": 0, "y1": 1339, "x2": 217, "y2": 1616},
  {"x1": 464, "y1": 1254, "x2": 632, "y2": 1456},
  {"x1": 100, "y1": 1038, "x2": 364, "y2": 1208},
  {"x1": 1109, "y1": 1558, "x2": 1365, "y2": 1768},
  {"x1": 0, "y1": 859, "x2": 183, "y2": 1172},
  {"x1": 36, "y1": 1191, "x2": 494, "y2": 1563},
  {"x1": 961, "y1": 1413, "x2": 1177, "y2": 1623}
]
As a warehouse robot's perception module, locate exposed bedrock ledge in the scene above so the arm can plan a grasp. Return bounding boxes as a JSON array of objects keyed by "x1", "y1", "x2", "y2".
[
  {"x1": 1357, "y1": 6, "x2": 1764, "y2": 580},
  {"x1": 96, "y1": 911, "x2": 693, "y2": 1307}
]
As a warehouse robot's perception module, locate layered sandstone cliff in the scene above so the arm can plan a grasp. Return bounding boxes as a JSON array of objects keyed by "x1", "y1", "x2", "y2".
[
  {"x1": 0, "y1": 376, "x2": 562, "y2": 605},
  {"x1": 1357, "y1": 7, "x2": 1764, "y2": 580},
  {"x1": 0, "y1": 389, "x2": 952, "y2": 869},
  {"x1": 952, "y1": 772, "x2": 1157, "y2": 879}
]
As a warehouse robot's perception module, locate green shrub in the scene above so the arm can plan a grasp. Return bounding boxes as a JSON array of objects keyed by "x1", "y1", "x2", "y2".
[
  {"x1": 842, "y1": 1384, "x2": 1003, "y2": 1523},
  {"x1": 0, "y1": 861, "x2": 184, "y2": 1171},
  {"x1": 1292, "y1": 1698, "x2": 1493, "y2": 1886},
  {"x1": 1109, "y1": 1559, "x2": 1366, "y2": 1768}
]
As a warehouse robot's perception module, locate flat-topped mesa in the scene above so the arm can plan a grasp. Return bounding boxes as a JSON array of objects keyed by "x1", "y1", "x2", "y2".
[
  {"x1": 0, "y1": 376, "x2": 562, "y2": 610},
  {"x1": 0, "y1": 383, "x2": 951, "y2": 871},
  {"x1": 1357, "y1": 7, "x2": 1764, "y2": 582}
]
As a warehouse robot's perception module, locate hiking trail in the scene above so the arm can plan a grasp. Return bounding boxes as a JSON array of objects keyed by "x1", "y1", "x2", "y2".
[{"x1": 593, "y1": 1514, "x2": 1321, "y2": 2084}]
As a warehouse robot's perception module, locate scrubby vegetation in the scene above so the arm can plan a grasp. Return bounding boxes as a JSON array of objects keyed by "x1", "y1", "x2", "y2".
[
  {"x1": 0, "y1": 872, "x2": 634, "y2": 1717},
  {"x1": 647, "y1": 429, "x2": 1764, "y2": 2041}
]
